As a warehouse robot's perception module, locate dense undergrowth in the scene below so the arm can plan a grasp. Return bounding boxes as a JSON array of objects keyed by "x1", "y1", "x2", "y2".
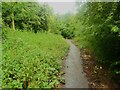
[
  {"x1": 73, "y1": 2, "x2": 120, "y2": 83},
  {"x1": 2, "y1": 28, "x2": 69, "y2": 88},
  {"x1": 0, "y1": 27, "x2": 1, "y2": 87}
]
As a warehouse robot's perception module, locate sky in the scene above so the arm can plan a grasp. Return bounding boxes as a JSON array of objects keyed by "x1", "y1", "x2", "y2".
[
  {"x1": 37, "y1": 0, "x2": 119, "y2": 15},
  {"x1": 37, "y1": 0, "x2": 77, "y2": 15}
]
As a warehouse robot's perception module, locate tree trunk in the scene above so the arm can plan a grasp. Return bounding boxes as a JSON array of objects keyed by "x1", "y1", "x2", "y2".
[{"x1": 11, "y1": 12, "x2": 15, "y2": 30}]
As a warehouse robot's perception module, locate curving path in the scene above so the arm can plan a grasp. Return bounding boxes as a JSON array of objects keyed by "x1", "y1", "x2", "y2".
[{"x1": 64, "y1": 39, "x2": 89, "y2": 88}]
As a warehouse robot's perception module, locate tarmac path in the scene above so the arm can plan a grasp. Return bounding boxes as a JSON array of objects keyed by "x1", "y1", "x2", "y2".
[{"x1": 64, "y1": 40, "x2": 89, "y2": 88}]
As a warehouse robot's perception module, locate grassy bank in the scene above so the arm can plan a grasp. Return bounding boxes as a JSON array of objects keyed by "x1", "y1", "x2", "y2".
[{"x1": 2, "y1": 29, "x2": 69, "y2": 88}]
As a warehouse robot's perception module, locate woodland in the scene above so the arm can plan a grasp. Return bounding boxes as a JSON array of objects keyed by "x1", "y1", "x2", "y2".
[{"x1": 1, "y1": 1, "x2": 120, "y2": 88}]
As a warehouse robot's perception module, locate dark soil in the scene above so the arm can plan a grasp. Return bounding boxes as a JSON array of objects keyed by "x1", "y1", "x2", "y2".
[{"x1": 80, "y1": 48, "x2": 120, "y2": 89}]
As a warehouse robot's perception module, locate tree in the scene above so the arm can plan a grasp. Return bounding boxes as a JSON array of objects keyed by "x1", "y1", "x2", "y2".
[
  {"x1": 74, "y1": 2, "x2": 120, "y2": 82},
  {"x1": 2, "y1": 2, "x2": 53, "y2": 33}
]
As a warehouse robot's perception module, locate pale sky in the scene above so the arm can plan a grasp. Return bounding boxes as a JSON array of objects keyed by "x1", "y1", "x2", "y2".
[{"x1": 37, "y1": 0, "x2": 77, "y2": 15}]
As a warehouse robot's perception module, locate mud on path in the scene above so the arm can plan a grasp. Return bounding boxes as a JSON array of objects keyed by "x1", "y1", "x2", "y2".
[{"x1": 64, "y1": 39, "x2": 89, "y2": 88}]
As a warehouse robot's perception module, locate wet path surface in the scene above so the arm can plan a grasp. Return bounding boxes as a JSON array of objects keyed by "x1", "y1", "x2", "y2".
[{"x1": 64, "y1": 40, "x2": 89, "y2": 88}]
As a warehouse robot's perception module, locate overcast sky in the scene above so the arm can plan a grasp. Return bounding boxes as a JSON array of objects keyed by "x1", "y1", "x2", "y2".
[
  {"x1": 37, "y1": 0, "x2": 77, "y2": 15},
  {"x1": 47, "y1": 2, "x2": 76, "y2": 15}
]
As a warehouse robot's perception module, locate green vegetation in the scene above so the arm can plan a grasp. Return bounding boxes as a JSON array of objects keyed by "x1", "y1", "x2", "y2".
[
  {"x1": 2, "y1": 2, "x2": 70, "y2": 88},
  {"x1": 59, "y1": 16, "x2": 75, "y2": 39},
  {"x1": 2, "y1": 2, "x2": 52, "y2": 32},
  {"x1": 2, "y1": 28, "x2": 69, "y2": 88},
  {"x1": 72, "y1": 2, "x2": 120, "y2": 82},
  {"x1": 0, "y1": 35, "x2": 1, "y2": 87},
  {"x1": 2, "y1": 1, "x2": 120, "y2": 88},
  {"x1": 2, "y1": 2, "x2": 75, "y2": 39}
]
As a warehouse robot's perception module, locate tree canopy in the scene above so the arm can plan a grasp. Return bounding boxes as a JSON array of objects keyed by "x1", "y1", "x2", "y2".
[
  {"x1": 2, "y1": 2, "x2": 53, "y2": 33},
  {"x1": 73, "y1": 2, "x2": 120, "y2": 82}
]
